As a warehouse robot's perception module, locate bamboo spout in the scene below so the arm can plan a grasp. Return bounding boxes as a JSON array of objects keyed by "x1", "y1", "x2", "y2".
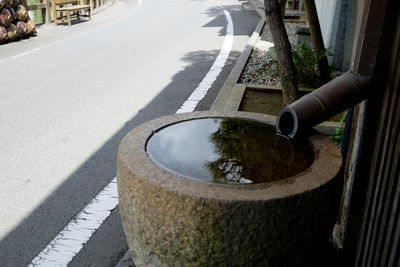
[{"x1": 276, "y1": 71, "x2": 372, "y2": 139}]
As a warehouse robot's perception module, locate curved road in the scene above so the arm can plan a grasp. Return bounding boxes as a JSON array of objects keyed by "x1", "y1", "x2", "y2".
[{"x1": 0, "y1": 0, "x2": 258, "y2": 265}]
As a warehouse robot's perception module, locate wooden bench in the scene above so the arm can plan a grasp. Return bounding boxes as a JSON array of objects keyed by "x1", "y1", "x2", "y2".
[{"x1": 52, "y1": 0, "x2": 92, "y2": 26}]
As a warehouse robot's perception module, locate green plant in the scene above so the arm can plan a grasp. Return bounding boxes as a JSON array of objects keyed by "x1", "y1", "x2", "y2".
[
  {"x1": 293, "y1": 42, "x2": 332, "y2": 87},
  {"x1": 268, "y1": 43, "x2": 333, "y2": 88},
  {"x1": 329, "y1": 111, "x2": 347, "y2": 146}
]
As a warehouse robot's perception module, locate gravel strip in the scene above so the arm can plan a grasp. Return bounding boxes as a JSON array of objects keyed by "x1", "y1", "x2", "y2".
[{"x1": 239, "y1": 21, "x2": 307, "y2": 86}]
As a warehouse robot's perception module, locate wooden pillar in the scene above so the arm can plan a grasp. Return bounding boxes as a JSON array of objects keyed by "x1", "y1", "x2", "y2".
[
  {"x1": 44, "y1": 0, "x2": 52, "y2": 24},
  {"x1": 279, "y1": 0, "x2": 287, "y2": 18}
]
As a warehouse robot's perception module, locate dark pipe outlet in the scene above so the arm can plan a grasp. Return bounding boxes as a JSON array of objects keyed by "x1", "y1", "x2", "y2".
[{"x1": 276, "y1": 71, "x2": 372, "y2": 139}]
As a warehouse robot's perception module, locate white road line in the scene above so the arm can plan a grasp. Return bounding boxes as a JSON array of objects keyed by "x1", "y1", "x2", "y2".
[
  {"x1": 3, "y1": 42, "x2": 62, "y2": 62},
  {"x1": 9, "y1": 48, "x2": 41, "y2": 59},
  {"x1": 28, "y1": 178, "x2": 118, "y2": 267},
  {"x1": 28, "y1": 6, "x2": 234, "y2": 267},
  {"x1": 176, "y1": 7, "x2": 234, "y2": 113}
]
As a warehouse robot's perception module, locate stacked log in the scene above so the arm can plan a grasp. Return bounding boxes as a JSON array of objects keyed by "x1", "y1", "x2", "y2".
[{"x1": 0, "y1": 0, "x2": 36, "y2": 44}]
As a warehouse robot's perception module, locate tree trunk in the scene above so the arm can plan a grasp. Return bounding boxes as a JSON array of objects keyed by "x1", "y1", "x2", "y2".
[
  {"x1": 265, "y1": 0, "x2": 300, "y2": 105},
  {"x1": 303, "y1": 0, "x2": 331, "y2": 84}
]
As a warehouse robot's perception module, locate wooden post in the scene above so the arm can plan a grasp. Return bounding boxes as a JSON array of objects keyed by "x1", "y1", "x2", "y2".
[
  {"x1": 45, "y1": 0, "x2": 51, "y2": 23},
  {"x1": 303, "y1": 0, "x2": 331, "y2": 84},
  {"x1": 41, "y1": 7, "x2": 46, "y2": 23},
  {"x1": 279, "y1": 0, "x2": 287, "y2": 18}
]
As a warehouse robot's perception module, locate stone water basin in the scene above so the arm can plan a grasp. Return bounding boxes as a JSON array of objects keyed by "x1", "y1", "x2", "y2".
[{"x1": 117, "y1": 111, "x2": 342, "y2": 266}]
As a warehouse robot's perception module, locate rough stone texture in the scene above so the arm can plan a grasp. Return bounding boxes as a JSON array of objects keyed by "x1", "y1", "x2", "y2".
[{"x1": 117, "y1": 111, "x2": 342, "y2": 266}]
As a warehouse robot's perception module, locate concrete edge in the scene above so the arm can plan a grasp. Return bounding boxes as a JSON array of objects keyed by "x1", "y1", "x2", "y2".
[
  {"x1": 246, "y1": 84, "x2": 314, "y2": 92},
  {"x1": 223, "y1": 83, "x2": 247, "y2": 112},
  {"x1": 223, "y1": 83, "x2": 344, "y2": 135},
  {"x1": 210, "y1": 17, "x2": 265, "y2": 111},
  {"x1": 314, "y1": 121, "x2": 344, "y2": 136}
]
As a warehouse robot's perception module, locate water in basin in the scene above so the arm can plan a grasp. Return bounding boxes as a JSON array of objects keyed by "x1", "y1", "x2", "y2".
[{"x1": 146, "y1": 118, "x2": 313, "y2": 184}]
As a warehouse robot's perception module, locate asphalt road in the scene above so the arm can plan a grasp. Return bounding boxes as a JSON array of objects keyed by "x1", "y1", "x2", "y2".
[{"x1": 0, "y1": 0, "x2": 259, "y2": 265}]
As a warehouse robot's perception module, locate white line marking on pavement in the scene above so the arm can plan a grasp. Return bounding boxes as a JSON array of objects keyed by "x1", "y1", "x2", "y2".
[
  {"x1": 28, "y1": 5, "x2": 234, "y2": 267},
  {"x1": 3, "y1": 41, "x2": 62, "y2": 62},
  {"x1": 10, "y1": 48, "x2": 41, "y2": 59},
  {"x1": 28, "y1": 178, "x2": 118, "y2": 267},
  {"x1": 176, "y1": 6, "x2": 234, "y2": 113}
]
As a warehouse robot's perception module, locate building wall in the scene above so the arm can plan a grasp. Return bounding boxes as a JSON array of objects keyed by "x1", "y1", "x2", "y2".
[
  {"x1": 314, "y1": 0, "x2": 337, "y2": 47},
  {"x1": 314, "y1": 0, "x2": 359, "y2": 71}
]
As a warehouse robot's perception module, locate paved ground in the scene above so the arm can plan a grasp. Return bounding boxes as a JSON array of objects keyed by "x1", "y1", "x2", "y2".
[{"x1": 0, "y1": 0, "x2": 259, "y2": 265}]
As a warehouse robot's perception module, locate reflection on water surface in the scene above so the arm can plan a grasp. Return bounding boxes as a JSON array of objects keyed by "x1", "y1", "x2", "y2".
[{"x1": 146, "y1": 118, "x2": 313, "y2": 184}]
